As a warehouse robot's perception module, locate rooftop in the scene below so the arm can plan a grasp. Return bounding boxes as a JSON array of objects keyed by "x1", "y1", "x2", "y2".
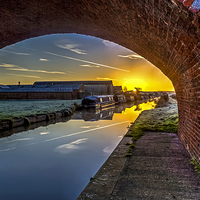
[
  {"x1": 34, "y1": 81, "x2": 113, "y2": 85},
  {"x1": 0, "y1": 84, "x2": 83, "y2": 93}
]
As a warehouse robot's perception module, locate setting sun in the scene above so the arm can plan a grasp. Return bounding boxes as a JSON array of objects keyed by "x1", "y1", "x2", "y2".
[{"x1": 0, "y1": 34, "x2": 174, "y2": 92}]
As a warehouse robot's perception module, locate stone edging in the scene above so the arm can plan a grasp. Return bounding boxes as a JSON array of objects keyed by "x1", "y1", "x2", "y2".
[
  {"x1": 0, "y1": 106, "x2": 77, "y2": 132},
  {"x1": 77, "y1": 137, "x2": 132, "y2": 200}
]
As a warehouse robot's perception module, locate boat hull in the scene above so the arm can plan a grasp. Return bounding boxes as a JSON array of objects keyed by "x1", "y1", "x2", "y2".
[
  {"x1": 81, "y1": 95, "x2": 115, "y2": 110},
  {"x1": 125, "y1": 95, "x2": 135, "y2": 102}
]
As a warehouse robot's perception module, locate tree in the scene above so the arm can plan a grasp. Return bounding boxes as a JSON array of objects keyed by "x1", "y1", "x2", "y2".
[
  {"x1": 134, "y1": 87, "x2": 142, "y2": 95},
  {"x1": 123, "y1": 86, "x2": 128, "y2": 92}
]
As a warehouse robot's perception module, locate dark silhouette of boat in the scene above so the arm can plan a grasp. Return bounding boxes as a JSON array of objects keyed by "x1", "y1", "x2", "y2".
[
  {"x1": 114, "y1": 94, "x2": 127, "y2": 104},
  {"x1": 124, "y1": 91, "x2": 135, "y2": 102},
  {"x1": 81, "y1": 95, "x2": 115, "y2": 109},
  {"x1": 81, "y1": 106, "x2": 115, "y2": 121}
]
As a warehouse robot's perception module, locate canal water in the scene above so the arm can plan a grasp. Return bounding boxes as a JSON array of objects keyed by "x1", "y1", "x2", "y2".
[{"x1": 0, "y1": 101, "x2": 155, "y2": 200}]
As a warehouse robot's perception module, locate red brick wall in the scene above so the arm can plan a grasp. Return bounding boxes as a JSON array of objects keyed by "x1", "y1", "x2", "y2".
[{"x1": 0, "y1": 0, "x2": 200, "y2": 162}]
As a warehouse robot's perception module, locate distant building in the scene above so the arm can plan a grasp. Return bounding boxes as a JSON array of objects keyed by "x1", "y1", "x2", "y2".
[
  {"x1": 113, "y1": 86, "x2": 123, "y2": 94},
  {"x1": 34, "y1": 81, "x2": 114, "y2": 95},
  {"x1": 0, "y1": 80, "x2": 114, "y2": 100},
  {"x1": 0, "y1": 84, "x2": 85, "y2": 100},
  {"x1": 0, "y1": 85, "x2": 10, "y2": 89}
]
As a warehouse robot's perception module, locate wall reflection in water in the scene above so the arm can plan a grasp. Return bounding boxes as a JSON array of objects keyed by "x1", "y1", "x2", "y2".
[{"x1": 0, "y1": 115, "x2": 72, "y2": 139}]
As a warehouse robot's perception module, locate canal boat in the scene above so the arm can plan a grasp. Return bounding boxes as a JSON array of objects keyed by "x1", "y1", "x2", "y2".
[
  {"x1": 114, "y1": 94, "x2": 127, "y2": 104},
  {"x1": 125, "y1": 95, "x2": 135, "y2": 102},
  {"x1": 81, "y1": 106, "x2": 115, "y2": 121},
  {"x1": 81, "y1": 95, "x2": 115, "y2": 109},
  {"x1": 124, "y1": 91, "x2": 135, "y2": 102}
]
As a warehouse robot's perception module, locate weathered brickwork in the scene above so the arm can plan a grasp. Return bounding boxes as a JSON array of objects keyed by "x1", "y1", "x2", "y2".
[{"x1": 0, "y1": 0, "x2": 200, "y2": 161}]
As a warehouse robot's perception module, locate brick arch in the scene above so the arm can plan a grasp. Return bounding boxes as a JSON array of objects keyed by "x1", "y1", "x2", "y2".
[{"x1": 0, "y1": 0, "x2": 200, "y2": 161}]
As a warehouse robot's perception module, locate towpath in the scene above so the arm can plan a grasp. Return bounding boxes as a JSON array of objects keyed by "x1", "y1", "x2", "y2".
[
  {"x1": 78, "y1": 131, "x2": 200, "y2": 199},
  {"x1": 110, "y1": 131, "x2": 200, "y2": 199},
  {"x1": 77, "y1": 99, "x2": 200, "y2": 200}
]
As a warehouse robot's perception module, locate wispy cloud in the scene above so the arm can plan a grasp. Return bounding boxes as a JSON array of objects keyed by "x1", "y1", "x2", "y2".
[
  {"x1": 7, "y1": 74, "x2": 41, "y2": 78},
  {"x1": 8, "y1": 68, "x2": 66, "y2": 74},
  {"x1": 80, "y1": 125, "x2": 100, "y2": 129},
  {"x1": 0, "y1": 63, "x2": 17, "y2": 68},
  {"x1": 103, "y1": 40, "x2": 134, "y2": 52},
  {"x1": 40, "y1": 58, "x2": 49, "y2": 61},
  {"x1": 0, "y1": 147, "x2": 16, "y2": 152},
  {"x1": 44, "y1": 51, "x2": 130, "y2": 72},
  {"x1": 54, "y1": 138, "x2": 88, "y2": 154},
  {"x1": 103, "y1": 40, "x2": 117, "y2": 47},
  {"x1": 0, "y1": 63, "x2": 66, "y2": 74},
  {"x1": 103, "y1": 146, "x2": 114, "y2": 154},
  {"x1": 40, "y1": 132, "x2": 50, "y2": 135},
  {"x1": 1, "y1": 49, "x2": 31, "y2": 56},
  {"x1": 21, "y1": 47, "x2": 36, "y2": 51},
  {"x1": 5, "y1": 138, "x2": 33, "y2": 143},
  {"x1": 97, "y1": 77, "x2": 116, "y2": 80},
  {"x1": 118, "y1": 54, "x2": 144, "y2": 59},
  {"x1": 80, "y1": 64, "x2": 100, "y2": 68},
  {"x1": 55, "y1": 39, "x2": 87, "y2": 55}
]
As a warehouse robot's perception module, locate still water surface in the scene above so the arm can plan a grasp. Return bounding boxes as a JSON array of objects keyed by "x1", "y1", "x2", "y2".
[{"x1": 0, "y1": 102, "x2": 155, "y2": 200}]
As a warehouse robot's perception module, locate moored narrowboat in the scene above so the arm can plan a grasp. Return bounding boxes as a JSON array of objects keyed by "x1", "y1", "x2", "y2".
[
  {"x1": 124, "y1": 91, "x2": 135, "y2": 102},
  {"x1": 125, "y1": 95, "x2": 135, "y2": 102},
  {"x1": 114, "y1": 94, "x2": 127, "y2": 104},
  {"x1": 81, "y1": 95, "x2": 115, "y2": 109}
]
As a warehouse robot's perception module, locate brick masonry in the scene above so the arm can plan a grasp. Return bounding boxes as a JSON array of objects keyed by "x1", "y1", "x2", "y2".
[{"x1": 0, "y1": 0, "x2": 200, "y2": 162}]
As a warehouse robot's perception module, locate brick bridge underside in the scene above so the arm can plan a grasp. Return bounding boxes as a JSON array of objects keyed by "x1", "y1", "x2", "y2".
[{"x1": 0, "y1": 0, "x2": 200, "y2": 161}]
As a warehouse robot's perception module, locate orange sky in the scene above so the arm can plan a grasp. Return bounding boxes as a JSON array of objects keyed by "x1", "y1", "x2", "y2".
[{"x1": 0, "y1": 34, "x2": 174, "y2": 91}]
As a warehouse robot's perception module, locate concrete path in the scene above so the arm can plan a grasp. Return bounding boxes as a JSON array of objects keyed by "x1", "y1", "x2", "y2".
[
  {"x1": 78, "y1": 131, "x2": 200, "y2": 200},
  {"x1": 110, "y1": 132, "x2": 200, "y2": 200},
  {"x1": 77, "y1": 137, "x2": 133, "y2": 200}
]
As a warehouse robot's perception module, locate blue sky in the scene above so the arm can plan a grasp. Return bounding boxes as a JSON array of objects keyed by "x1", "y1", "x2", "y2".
[{"x1": 0, "y1": 34, "x2": 174, "y2": 91}]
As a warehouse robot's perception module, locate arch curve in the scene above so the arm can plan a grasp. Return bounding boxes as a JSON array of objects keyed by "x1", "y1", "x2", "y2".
[{"x1": 1, "y1": 0, "x2": 200, "y2": 161}]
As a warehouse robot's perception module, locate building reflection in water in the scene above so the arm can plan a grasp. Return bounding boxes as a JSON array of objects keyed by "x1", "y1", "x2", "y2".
[
  {"x1": 0, "y1": 100, "x2": 156, "y2": 138},
  {"x1": 73, "y1": 101, "x2": 154, "y2": 122}
]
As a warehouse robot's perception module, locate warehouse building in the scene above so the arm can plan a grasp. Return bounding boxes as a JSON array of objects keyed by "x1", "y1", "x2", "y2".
[
  {"x1": 0, "y1": 81, "x2": 114, "y2": 100},
  {"x1": 0, "y1": 84, "x2": 85, "y2": 100},
  {"x1": 34, "y1": 81, "x2": 114, "y2": 95}
]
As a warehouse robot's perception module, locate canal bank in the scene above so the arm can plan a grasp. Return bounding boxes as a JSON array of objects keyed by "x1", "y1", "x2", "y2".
[
  {"x1": 77, "y1": 98, "x2": 200, "y2": 199},
  {"x1": 0, "y1": 100, "x2": 81, "y2": 133},
  {"x1": 0, "y1": 92, "x2": 165, "y2": 133},
  {"x1": 0, "y1": 101, "x2": 157, "y2": 200}
]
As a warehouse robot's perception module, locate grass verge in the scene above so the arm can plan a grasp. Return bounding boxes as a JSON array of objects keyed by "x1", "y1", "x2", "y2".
[
  {"x1": 125, "y1": 103, "x2": 178, "y2": 156},
  {"x1": 190, "y1": 158, "x2": 200, "y2": 175},
  {"x1": 0, "y1": 100, "x2": 81, "y2": 121}
]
